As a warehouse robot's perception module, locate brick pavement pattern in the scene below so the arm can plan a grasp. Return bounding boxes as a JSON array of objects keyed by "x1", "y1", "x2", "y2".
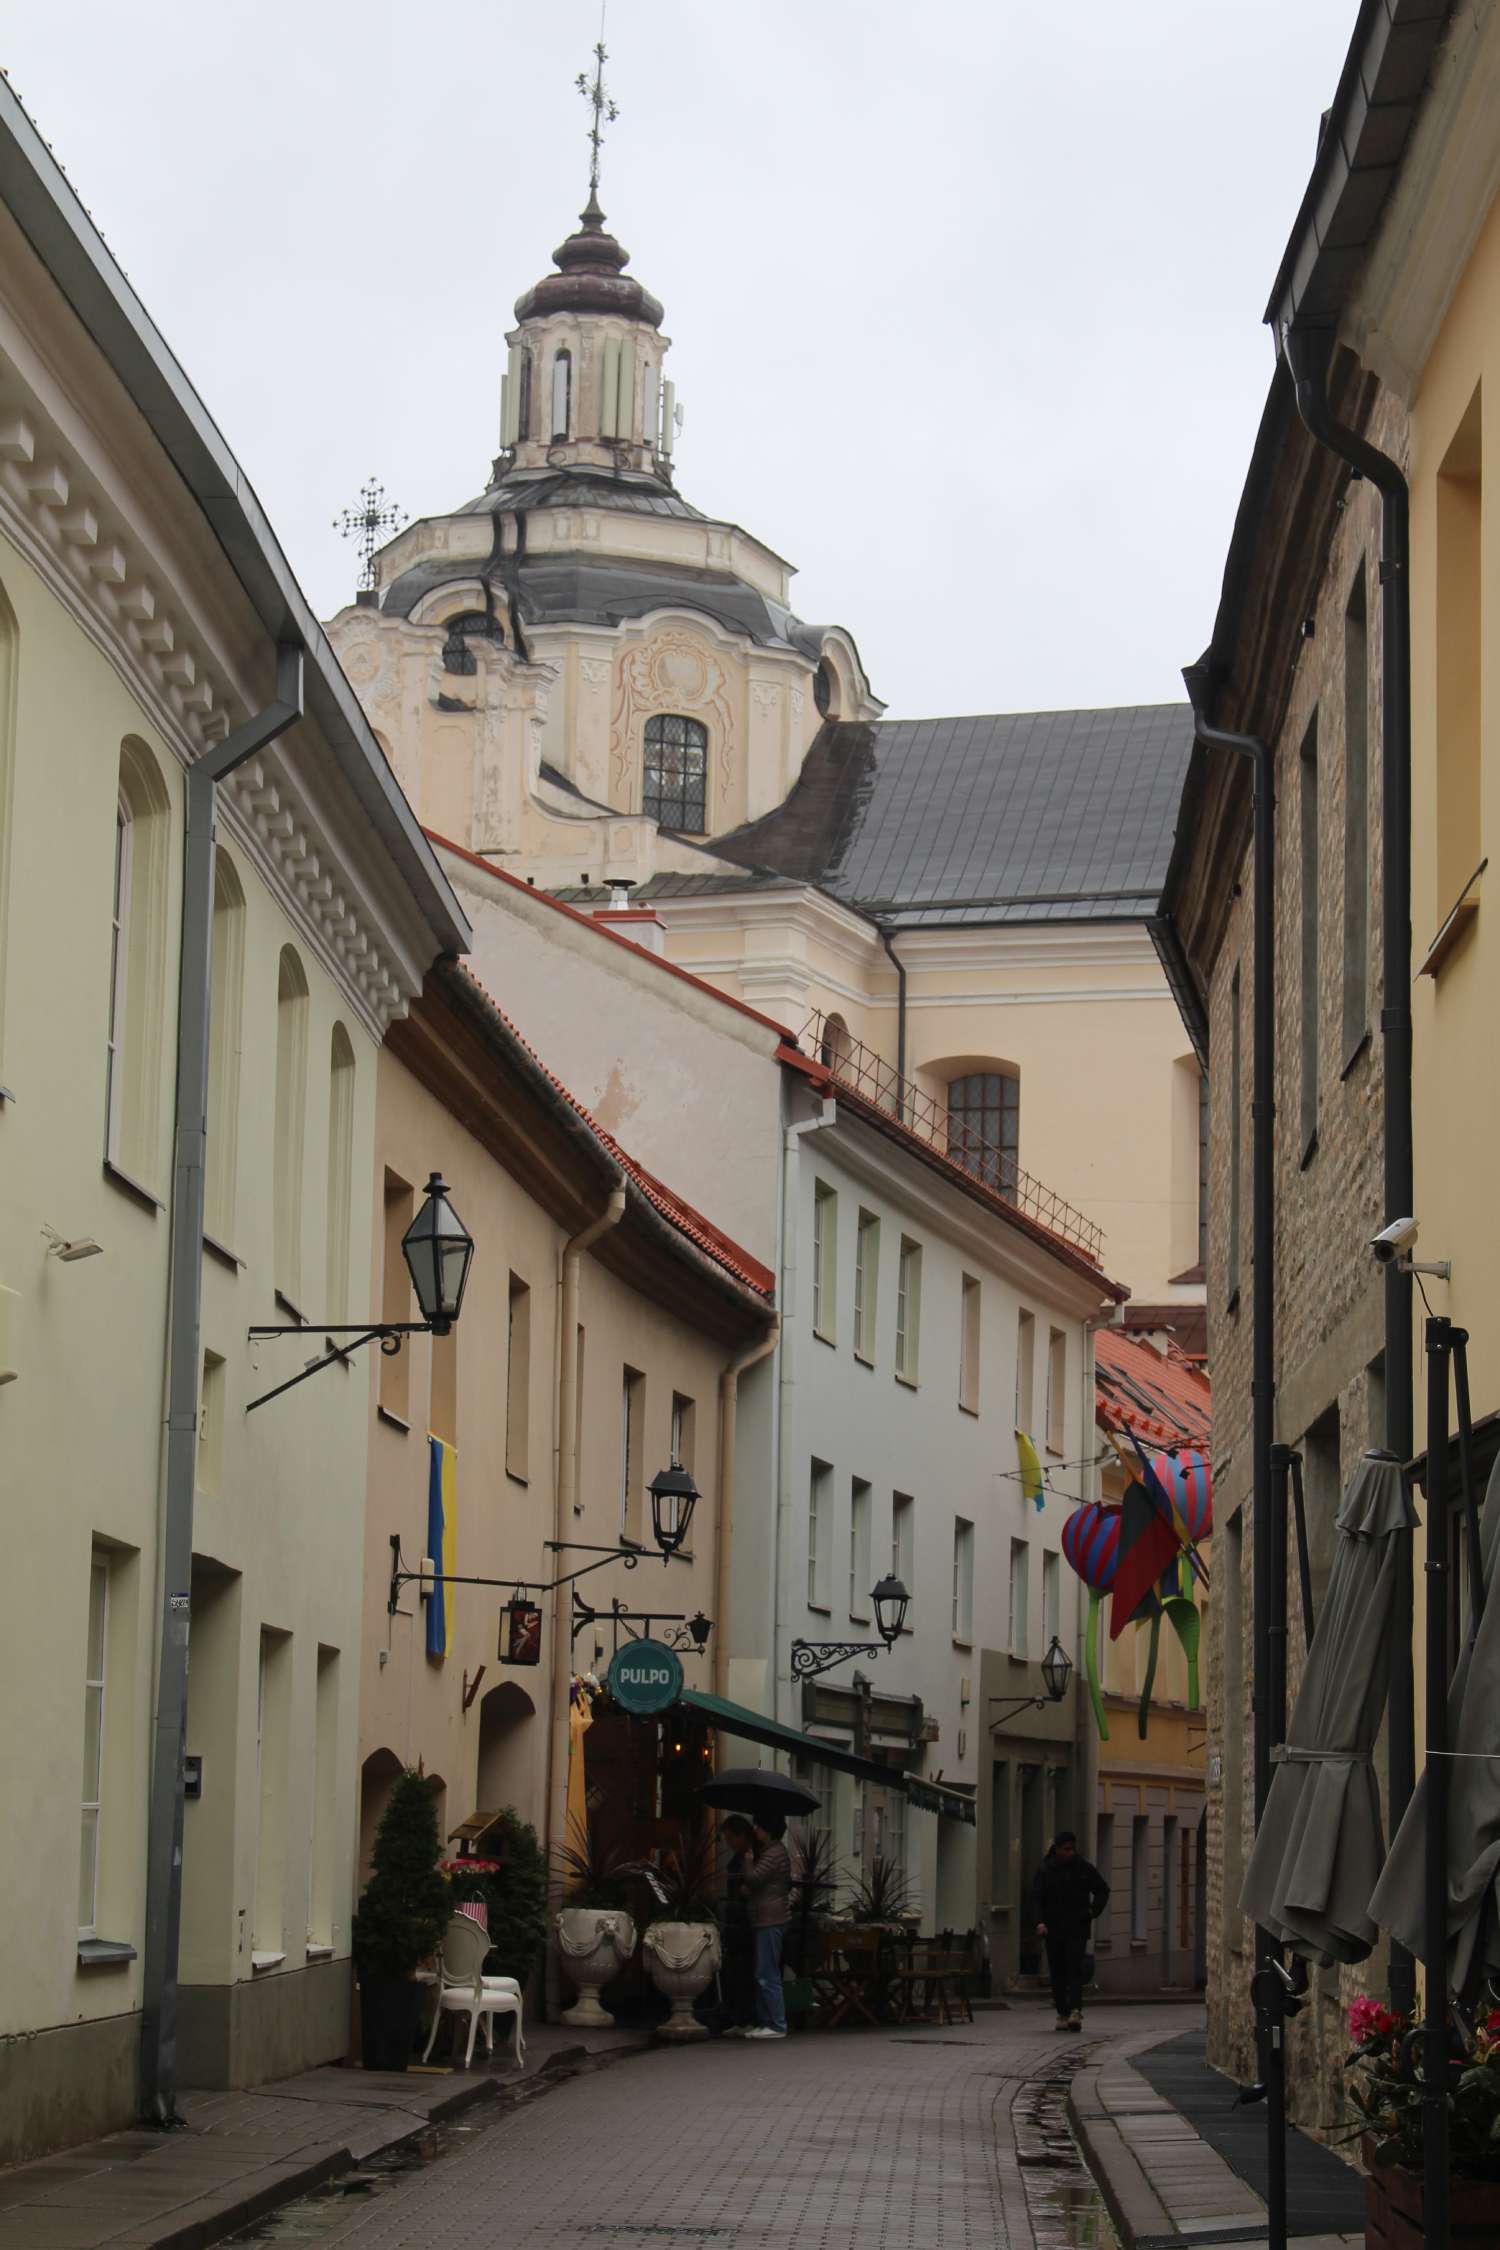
[{"x1": 306, "y1": 2010, "x2": 1188, "y2": 2250}]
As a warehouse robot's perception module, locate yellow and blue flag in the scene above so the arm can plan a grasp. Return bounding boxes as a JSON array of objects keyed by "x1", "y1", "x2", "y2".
[
  {"x1": 426, "y1": 1435, "x2": 457, "y2": 1659},
  {"x1": 1015, "y1": 1429, "x2": 1045, "y2": 1511}
]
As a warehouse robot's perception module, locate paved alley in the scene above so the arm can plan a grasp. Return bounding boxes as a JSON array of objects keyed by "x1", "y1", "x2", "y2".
[{"x1": 282, "y1": 2007, "x2": 1190, "y2": 2250}]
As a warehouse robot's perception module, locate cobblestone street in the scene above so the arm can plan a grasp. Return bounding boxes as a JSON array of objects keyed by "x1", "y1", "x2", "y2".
[{"x1": 271, "y1": 2008, "x2": 1187, "y2": 2250}]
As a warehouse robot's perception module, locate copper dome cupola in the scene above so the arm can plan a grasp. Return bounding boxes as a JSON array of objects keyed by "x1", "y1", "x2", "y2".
[{"x1": 514, "y1": 190, "x2": 664, "y2": 330}]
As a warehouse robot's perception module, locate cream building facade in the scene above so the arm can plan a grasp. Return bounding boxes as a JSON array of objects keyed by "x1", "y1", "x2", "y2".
[
  {"x1": 0, "y1": 86, "x2": 466, "y2": 2158},
  {"x1": 326, "y1": 189, "x2": 1205, "y2": 1333}
]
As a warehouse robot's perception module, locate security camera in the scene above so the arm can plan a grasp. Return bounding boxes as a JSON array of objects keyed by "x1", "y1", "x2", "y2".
[{"x1": 1370, "y1": 1217, "x2": 1419, "y2": 1265}]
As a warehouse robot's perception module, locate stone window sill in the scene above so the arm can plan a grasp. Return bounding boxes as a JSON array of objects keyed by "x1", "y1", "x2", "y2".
[
  {"x1": 377, "y1": 1406, "x2": 411, "y2": 1433},
  {"x1": 251, "y1": 1951, "x2": 286, "y2": 1974},
  {"x1": 78, "y1": 1938, "x2": 136, "y2": 1969},
  {"x1": 103, "y1": 1158, "x2": 163, "y2": 1214},
  {"x1": 203, "y1": 1231, "x2": 242, "y2": 1273},
  {"x1": 305, "y1": 1942, "x2": 335, "y2": 1963},
  {"x1": 1340, "y1": 1027, "x2": 1371, "y2": 1082}
]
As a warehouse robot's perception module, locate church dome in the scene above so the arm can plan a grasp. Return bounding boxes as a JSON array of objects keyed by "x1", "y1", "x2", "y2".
[{"x1": 514, "y1": 192, "x2": 664, "y2": 329}]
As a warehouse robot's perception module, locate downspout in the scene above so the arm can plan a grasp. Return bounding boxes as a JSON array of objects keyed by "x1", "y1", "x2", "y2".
[
  {"x1": 1279, "y1": 324, "x2": 1415, "y2": 2017},
  {"x1": 774, "y1": 1096, "x2": 838, "y2": 1728},
  {"x1": 544, "y1": 1185, "x2": 626, "y2": 1901},
  {"x1": 879, "y1": 924, "x2": 907, "y2": 1121},
  {"x1": 140, "y1": 647, "x2": 305, "y2": 2126},
  {"x1": 1181, "y1": 661, "x2": 1286, "y2": 2250},
  {"x1": 712, "y1": 1316, "x2": 780, "y2": 1718}
]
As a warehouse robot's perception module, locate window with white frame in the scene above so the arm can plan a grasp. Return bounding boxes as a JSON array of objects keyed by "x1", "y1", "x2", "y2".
[
  {"x1": 104, "y1": 793, "x2": 132, "y2": 1165},
  {"x1": 1046, "y1": 1327, "x2": 1067, "y2": 1455},
  {"x1": 813, "y1": 1181, "x2": 837, "y2": 1343},
  {"x1": 205, "y1": 849, "x2": 245, "y2": 1245},
  {"x1": 952, "y1": 1517, "x2": 975, "y2": 1642},
  {"x1": 78, "y1": 1555, "x2": 109, "y2": 1937},
  {"x1": 1016, "y1": 1308, "x2": 1036, "y2": 1431},
  {"x1": 809, "y1": 1459, "x2": 833, "y2": 1609},
  {"x1": 106, "y1": 740, "x2": 170, "y2": 1184},
  {"x1": 671, "y1": 1391, "x2": 696, "y2": 1473},
  {"x1": 1043, "y1": 1549, "x2": 1061, "y2": 1648},
  {"x1": 1131, "y1": 1814, "x2": 1150, "y2": 1942},
  {"x1": 849, "y1": 1479, "x2": 872, "y2": 1618},
  {"x1": 896, "y1": 1237, "x2": 922, "y2": 1382},
  {"x1": 854, "y1": 1209, "x2": 879, "y2": 1362},
  {"x1": 272, "y1": 946, "x2": 309, "y2": 1304},
  {"x1": 946, "y1": 1070, "x2": 1019, "y2": 1196},
  {"x1": 960, "y1": 1273, "x2": 981, "y2": 1413},
  {"x1": 1009, "y1": 1538, "x2": 1031, "y2": 1659},
  {"x1": 892, "y1": 1492, "x2": 914, "y2": 1615}
]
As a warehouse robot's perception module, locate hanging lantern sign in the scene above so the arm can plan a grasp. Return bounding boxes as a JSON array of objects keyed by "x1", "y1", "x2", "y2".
[{"x1": 501, "y1": 1593, "x2": 543, "y2": 1666}]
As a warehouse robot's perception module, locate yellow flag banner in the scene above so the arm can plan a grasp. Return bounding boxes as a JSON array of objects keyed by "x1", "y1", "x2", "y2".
[
  {"x1": 565, "y1": 1675, "x2": 597, "y2": 1856},
  {"x1": 1015, "y1": 1429, "x2": 1045, "y2": 1511}
]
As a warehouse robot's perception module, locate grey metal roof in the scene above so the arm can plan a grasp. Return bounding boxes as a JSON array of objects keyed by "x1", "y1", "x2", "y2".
[
  {"x1": 457, "y1": 470, "x2": 706, "y2": 522},
  {"x1": 383, "y1": 549, "x2": 808, "y2": 652},
  {"x1": 708, "y1": 707, "x2": 1194, "y2": 926}
]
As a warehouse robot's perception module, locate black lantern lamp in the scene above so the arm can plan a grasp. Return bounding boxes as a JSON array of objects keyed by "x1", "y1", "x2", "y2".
[
  {"x1": 1040, "y1": 1634, "x2": 1073, "y2": 1703},
  {"x1": 688, "y1": 1610, "x2": 712, "y2": 1650},
  {"x1": 648, "y1": 1459, "x2": 699, "y2": 1557},
  {"x1": 402, "y1": 1172, "x2": 475, "y2": 1334},
  {"x1": 871, "y1": 1575, "x2": 911, "y2": 1648}
]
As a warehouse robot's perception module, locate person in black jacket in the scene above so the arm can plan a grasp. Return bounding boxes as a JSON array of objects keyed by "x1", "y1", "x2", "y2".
[{"x1": 1029, "y1": 1831, "x2": 1109, "y2": 2030}]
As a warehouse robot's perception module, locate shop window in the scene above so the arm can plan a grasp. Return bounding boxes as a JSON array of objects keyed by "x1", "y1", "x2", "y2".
[
  {"x1": 205, "y1": 849, "x2": 245, "y2": 1245},
  {"x1": 946, "y1": 1071, "x2": 1019, "y2": 1197},
  {"x1": 272, "y1": 947, "x2": 309, "y2": 1306},
  {"x1": 642, "y1": 713, "x2": 708, "y2": 833},
  {"x1": 1131, "y1": 1814, "x2": 1150, "y2": 1943}
]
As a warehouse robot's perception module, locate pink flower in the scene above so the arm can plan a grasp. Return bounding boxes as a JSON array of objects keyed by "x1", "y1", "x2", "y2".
[{"x1": 1348, "y1": 1995, "x2": 1394, "y2": 2044}]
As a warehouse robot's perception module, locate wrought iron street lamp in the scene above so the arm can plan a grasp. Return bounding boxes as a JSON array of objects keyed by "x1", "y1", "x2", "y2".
[
  {"x1": 247, "y1": 1172, "x2": 475, "y2": 1411},
  {"x1": 989, "y1": 1633, "x2": 1074, "y2": 1725},
  {"x1": 648, "y1": 1459, "x2": 699, "y2": 1557},
  {"x1": 790, "y1": 1576, "x2": 912, "y2": 1680}
]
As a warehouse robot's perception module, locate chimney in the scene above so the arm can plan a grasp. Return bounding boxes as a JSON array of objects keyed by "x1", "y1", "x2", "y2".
[{"x1": 591, "y1": 877, "x2": 667, "y2": 955}]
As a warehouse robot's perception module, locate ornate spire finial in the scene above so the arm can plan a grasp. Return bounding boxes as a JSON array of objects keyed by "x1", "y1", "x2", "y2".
[
  {"x1": 333, "y1": 477, "x2": 405, "y2": 592},
  {"x1": 575, "y1": 6, "x2": 618, "y2": 205}
]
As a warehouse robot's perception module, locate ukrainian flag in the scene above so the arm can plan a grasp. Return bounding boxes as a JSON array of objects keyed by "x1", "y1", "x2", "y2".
[
  {"x1": 426, "y1": 1435, "x2": 457, "y2": 1660},
  {"x1": 1015, "y1": 1428, "x2": 1046, "y2": 1511}
]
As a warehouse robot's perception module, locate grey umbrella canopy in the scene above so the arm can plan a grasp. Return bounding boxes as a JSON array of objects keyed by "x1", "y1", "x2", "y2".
[
  {"x1": 1239, "y1": 1454, "x2": 1417, "y2": 1965},
  {"x1": 1370, "y1": 1451, "x2": 1500, "y2": 1997}
]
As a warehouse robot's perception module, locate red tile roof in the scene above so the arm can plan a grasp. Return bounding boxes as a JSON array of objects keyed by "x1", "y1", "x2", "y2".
[
  {"x1": 443, "y1": 960, "x2": 774, "y2": 1304},
  {"x1": 1094, "y1": 1327, "x2": 1211, "y2": 1451}
]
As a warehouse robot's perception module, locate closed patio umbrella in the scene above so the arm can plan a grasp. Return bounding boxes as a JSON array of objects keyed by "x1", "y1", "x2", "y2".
[
  {"x1": 1369, "y1": 1451, "x2": 1500, "y2": 1996},
  {"x1": 1239, "y1": 1453, "x2": 1416, "y2": 1964}
]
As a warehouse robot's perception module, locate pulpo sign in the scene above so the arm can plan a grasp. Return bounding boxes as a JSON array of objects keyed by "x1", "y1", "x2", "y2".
[{"x1": 605, "y1": 1637, "x2": 684, "y2": 1715}]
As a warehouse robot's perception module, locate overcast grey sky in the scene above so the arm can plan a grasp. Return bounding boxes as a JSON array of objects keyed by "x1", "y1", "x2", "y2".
[{"x1": 7, "y1": 2, "x2": 1353, "y2": 719}]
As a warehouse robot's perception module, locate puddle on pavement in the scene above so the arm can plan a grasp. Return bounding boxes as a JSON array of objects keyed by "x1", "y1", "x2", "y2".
[
  {"x1": 1015, "y1": 2059, "x2": 1120, "y2": 2250},
  {"x1": 224, "y1": 2122, "x2": 479, "y2": 2242}
]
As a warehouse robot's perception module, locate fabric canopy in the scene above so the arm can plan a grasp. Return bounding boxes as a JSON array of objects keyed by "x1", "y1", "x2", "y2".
[
  {"x1": 1370, "y1": 1451, "x2": 1500, "y2": 1996},
  {"x1": 908, "y1": 1778, "x2": 977, "y2": 1825},
  {"x1": 680, "y1": 1690, "x2": 905, "y2": 1791},
  {"x1": 1239, "y1": 1454, "x2": 1416, "y2": 1964}
]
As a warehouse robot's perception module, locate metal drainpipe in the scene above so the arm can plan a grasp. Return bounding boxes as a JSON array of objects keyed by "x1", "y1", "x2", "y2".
[
  {"x1": 774, "y1": 1098, "x2": 838, "y2": 1730},
  {"x1": 140, "y1": 647, "x2": 305, "y2": 2126},
  {"x1": 879, "y1": 925, "x2": 907, "y2": 1121},
  {"x1": 1279, "y1": 324, "x2": 1416, "y2": 2019},
  {"x1": 1181, "y1": 661, "x2": 1284, "y2": 2250},
  {"x1": 713, "y1": 1317, "x2": 780, "y2": 1716}
]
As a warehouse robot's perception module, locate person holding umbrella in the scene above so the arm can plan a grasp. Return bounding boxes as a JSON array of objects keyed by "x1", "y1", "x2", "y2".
[
  {"x1": 717, "y1": 1815, "x2": 758, "y2": 2036},
  {"x1": 1029, "y1": 1831, "x2": 1109, "y2": 2030},
  {"x1": 741, "y1": 1811, "x2": 793, "y2": 2040}
]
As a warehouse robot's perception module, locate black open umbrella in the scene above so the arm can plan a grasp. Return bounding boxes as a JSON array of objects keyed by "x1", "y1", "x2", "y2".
[{"x1": 699, "y1": 1768, "x2": 821, "y2": 1820}]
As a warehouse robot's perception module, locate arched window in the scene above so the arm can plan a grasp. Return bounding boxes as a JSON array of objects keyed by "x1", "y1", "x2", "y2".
[
  {"x1": 819, "y1": 1014, "x2": 853, "y2": 1071},
  {"x1": 205, "y1": 849, "x2": 245, "y2": 1244},
  {"x1": 441, "y1": 609, "x2": 502, "y2": 675},
  {"x1": 106, "y1": 739, "x2": 171, "y2": 1181},
  {"x1": 272, "y1": 945, "x2": 309, "y2": 1303},
  {"x1": 814, "y1": 657, "x2": 837, "y2": 719},
  {"x1": 551, "y1": 349, "x2": 572, "y2": 441},
  {"x1": 947, "y1": 1071, "x2": 1020, "y2": 1198},
  {"x1": 325, "y1": 1025, "x2": 356, "y2": 1320},
  {"x1": 516, "y1": 348, "x2": 532, "y2": 442},
  {"x1": 642, "y1": 713, "x2": 708, "y2": 833}
]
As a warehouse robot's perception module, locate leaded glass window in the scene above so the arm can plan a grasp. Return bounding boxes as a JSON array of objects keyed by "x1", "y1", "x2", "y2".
[
  {"x1": 947, "y1": 1071, "x2": 1020, "y2": 1197},
  {"x1": 642, "y1": 713, "x2": 708, "y2": 833}
]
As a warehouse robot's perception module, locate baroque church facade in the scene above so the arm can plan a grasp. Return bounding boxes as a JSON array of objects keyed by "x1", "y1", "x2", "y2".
[{"x1": 327, "y1": 188, "x2": 1204, "y2": 1330}]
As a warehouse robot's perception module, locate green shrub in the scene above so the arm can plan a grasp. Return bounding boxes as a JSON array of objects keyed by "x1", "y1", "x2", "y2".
[
  {"x1": 352, "y1": 1769, "x2": 451, "y2": 1979},
  {"x1": 481, "y1": 1810, "x2": 550, "y2": 1984}
]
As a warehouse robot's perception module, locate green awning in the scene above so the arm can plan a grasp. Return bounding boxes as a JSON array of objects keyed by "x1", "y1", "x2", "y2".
[
  {"x1": 908, "y1": 1778, "x2": 977, "y2": 1825},
  {"x1": 681, "y1": 1690, "x2": 905, "y2": 1791}
]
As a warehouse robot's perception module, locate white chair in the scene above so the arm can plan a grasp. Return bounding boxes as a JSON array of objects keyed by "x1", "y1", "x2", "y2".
[{"x1": 421, "y1": 1913, "x2": 526, "y2": 2070}]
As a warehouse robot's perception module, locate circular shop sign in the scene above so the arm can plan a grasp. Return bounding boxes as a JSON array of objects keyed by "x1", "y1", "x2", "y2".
[{"x1": 606, "y1": 1637, "x2": 684, "y2": 1715}]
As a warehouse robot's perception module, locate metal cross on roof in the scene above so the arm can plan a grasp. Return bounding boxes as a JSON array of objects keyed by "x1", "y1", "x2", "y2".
[
  {"x1": 333, "y1": 477, "x2": 404, "y2": 591},
  {"x1": 575, "y1": 20, "x2": 619, "y2": 202}
]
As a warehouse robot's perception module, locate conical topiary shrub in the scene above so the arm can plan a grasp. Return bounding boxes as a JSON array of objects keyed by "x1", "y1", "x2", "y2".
[{"x1": 353, "y1": 1769, "x2": 451, "y2": 2070}]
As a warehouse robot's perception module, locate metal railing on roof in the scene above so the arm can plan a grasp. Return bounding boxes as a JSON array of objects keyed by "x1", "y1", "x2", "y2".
[{"x1": 800, "y1": 1010, "x2": 1105, "y2": 1266}]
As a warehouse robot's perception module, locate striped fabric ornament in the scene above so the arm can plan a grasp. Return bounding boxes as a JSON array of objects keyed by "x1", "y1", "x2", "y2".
[
  {"x1": 1149, "y1": 1447, "x2": 1213, "y2": 1543},
  {"x1": 455, "y1": 1898, "x2": 489, "y2": 1933},
  {"x1": 1062, "y1": 1501, "x2": 1121, "y2": 1591}
]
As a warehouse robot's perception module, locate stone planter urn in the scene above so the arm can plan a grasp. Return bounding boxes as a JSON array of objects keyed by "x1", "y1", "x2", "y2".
[
  {"x1": 556, "y1": 1907, "x2": 636, "y2": 2028},
  {"x1": 642, "y1": 1919, "x2": 722, "y2": 2041},
  {"x1": 1362, "y1": 2133, "x2": 1500, "y2": 2248}
]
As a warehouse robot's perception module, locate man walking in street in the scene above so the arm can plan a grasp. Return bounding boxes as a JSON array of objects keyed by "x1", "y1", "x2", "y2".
[
  {"x1": 1029, "y1": 1830, "x2": 1109, "y2": 2030},
  {"x1": 741, "y1": 1812, "x2": 792, "y2": 2040}
]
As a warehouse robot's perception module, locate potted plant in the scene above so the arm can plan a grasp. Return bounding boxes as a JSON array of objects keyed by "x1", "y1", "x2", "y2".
[
  {"x1": 553, "y1": 1824, "x2": 638, "y2": 2028},
  {"x1": 629, "y1": 1823, "x2": 723, "y2": 2042},
  {"x1": 1345, "y1": 1992, "x2": 1500, "y2": 2245},
  {"x1": 477, "y1": 1809, "x2": 550, "y2": 1993},
  {"x1": 846, "y1": 1853, "x2": 918, "y2": 1932},
  {"x1": 786, "y1": 1826, "x2": 841, "y2": 2012},
  {"x1": 352, "y1": 1769, "x2": 452, "y2": 2071}
]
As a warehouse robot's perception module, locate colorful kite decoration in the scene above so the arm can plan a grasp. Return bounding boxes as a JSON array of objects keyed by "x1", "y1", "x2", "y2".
[
  {"x1": 1060, "y1": 1446, "x2": 1215, "y2": 1741},
  {"x1": 1015, "y1": 1429, "x2": 1045, "y2": 1511},
  {"x1": 1061, "y1": 1501, "x2": 1120, "y2": 1741}
]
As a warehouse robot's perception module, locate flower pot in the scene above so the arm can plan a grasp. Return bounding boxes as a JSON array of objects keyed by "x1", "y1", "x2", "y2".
[
  {"x1": 1361, "y1": 2134, "x2": 1500, "y2": 2248},
  {"x1": 642, "y1": 1920, "x2": 722, "y2": 2041},
  {"x1": 357, "y1": 1970, "x2": 423, "y2": 2072},
  {"x1": 556, "y1": 1906, "x2": 636, "y2": 2028}
]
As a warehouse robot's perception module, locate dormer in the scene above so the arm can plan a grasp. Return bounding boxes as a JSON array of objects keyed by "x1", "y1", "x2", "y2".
[{"x1": 498, "y1": 194, "x2": 678, "y2": 482}]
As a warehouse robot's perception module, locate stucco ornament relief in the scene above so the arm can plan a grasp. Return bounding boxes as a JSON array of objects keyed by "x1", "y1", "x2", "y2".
[
  {"x1": 610, "y1": 628, "x2": 735, "y2": 802},
  {"x1": 580, "y1": 657, "x2": 610, "y2": 687}
]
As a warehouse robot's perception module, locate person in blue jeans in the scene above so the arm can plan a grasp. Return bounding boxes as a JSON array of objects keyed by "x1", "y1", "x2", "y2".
[{"x1": 741, "y1": 1812, "x2": 792, "y2": 2040}]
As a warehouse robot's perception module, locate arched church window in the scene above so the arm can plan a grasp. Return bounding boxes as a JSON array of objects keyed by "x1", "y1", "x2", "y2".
[
  {"x1": 441, "y1": 610, "x2": 502, "y2": 674},
  {"x1": 819, "y1": 1014, "x2": 853, "y2": 1071},
  {"x1": 947, "y1": 1071, "x2": 1020, "y2": 1199},
  {"x1": 642, "y1": 714, "x2": 708, "y2": 834},
  {"x1": 516, "y1": 349, "x2": 532, "y2": 442},
  {"x1": 551, "y1": 350, "x2": 572, "y2": 441},
  {"x1": 814, "y1": 658, "x2": 835, "y2": 719}
]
